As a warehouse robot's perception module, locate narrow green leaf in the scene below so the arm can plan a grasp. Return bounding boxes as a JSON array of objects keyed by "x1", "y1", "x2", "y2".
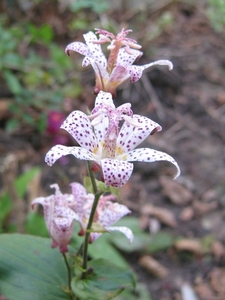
[{"x1": 0, "y1": 234, "x2": 71, "y2": 300}]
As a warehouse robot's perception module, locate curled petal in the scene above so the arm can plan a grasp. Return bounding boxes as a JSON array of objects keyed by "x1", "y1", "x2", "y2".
[
  {"x1": 45, "y1": 145, "x2": 95, "y2": 166},
  {"x1": 125, "y1": 148, "x2": 181, "y2": 179},
  {"x1": 101, "y1": 159, "x2": 133, "y2": 187},
  {"x1": 117, "y1": 47, "x2": 142, "y2": 67},
  {"x1": 142, "y1": 59, "x2": 173, "y2": 71},
  {"x1": 61, "y1": 111, "x2": 97, "y2": 152},
  {"x1": 65, "y1": 42, "x2": 88, "y2": 56},
  {"x1": 128, "y1": 59, "x2": 173, "y2": 82},
  {"x1": 116, "y1": 115, "x2": 162, "y2": 154},
  {"x1": 105, "y1": 226, "x2": 134, "y2": 243}
]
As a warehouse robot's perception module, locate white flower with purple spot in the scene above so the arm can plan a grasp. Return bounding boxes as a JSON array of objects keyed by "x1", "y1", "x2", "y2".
[
  {"x1": 45, "y1": 91, "x2": 180, "y2": 188},
  {"x1": 70, "y1": 182, "x2": 133, "y2": 243},
  {"x1": 65, "y1": 28, "x2": 173, "y2": 97},
  {"x1": 31, "y1": 184, "x2": 78, "y2": 253}
]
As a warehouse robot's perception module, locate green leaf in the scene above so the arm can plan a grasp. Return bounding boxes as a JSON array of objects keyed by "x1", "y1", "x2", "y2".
[
  {"x1": 25, "y1": 212, "x2": 49, "y2": 237},
  {"x1": 146, "y1": 231, "x2": 174, "y2": 253},
  {"x1": 83, "y1": 176, "x2": 120, "y2": 198},
  {"x1": 88, "y1": 233, "x2": 129, "y2": 268},
  {"x1": 0, "y1": 167, "x2": 40, "y2": 231},
  {"x1": 72, "y1": 258, "x2": 135, "y2": 300},
  {"x1": 3, "y1": 70, "x2": 23, "y2": 95},
  {"x1": 0, "y1": 234, "x2": 71, "y2": 300},
  {"x1": 15, "y1": 167, "x2": 41, "y2": 198}
]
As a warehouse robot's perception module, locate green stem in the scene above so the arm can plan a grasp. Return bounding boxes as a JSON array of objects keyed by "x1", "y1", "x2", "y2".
[
  {"x1": 62, "y1": 253, "x2": 74, "y2": 300},
  {"x1": 81, "y1": 162, "x2": 102, "y2": 278},
  {"x1": 87, "y1": 161, "x2": 98, "y2": 194}
]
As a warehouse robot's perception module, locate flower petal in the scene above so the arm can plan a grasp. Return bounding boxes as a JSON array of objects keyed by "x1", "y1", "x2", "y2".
[
  {"x1": 45, "y1": 145, "x2": 95, "y2": 166},
  {"x1": 98, "y1": 202, "x2": 131, "y2": 227},
  {"x1": 116, "y1": 115, "x2": 161, "y2": 154},
  {"x1": 101, "y1": 159, "x2": 133, "y2": 187},
  {"x1": 61, "y1": 110, "x2": 98, "y2": 152},
  {"x1": 128, "y1": 59, "x2": 173, "y2": 82},
  {"x1": 107, "y1": 65, "x2": 130, "y2": 87},
  {"x1": 83, "y1": 31, "x2": 107, "y2": 69},
  {"x1": 105, "y1": 226, "x2": 134, "y2": 243},
  {"x1": 65, "y1": 42, "x2": 89, "y2": 56},
  {"x1": 117, "y1": 47, "x2": 142, "y2": 67},
  {"x1": 125, "y1": 148, "x2": 180, "y2": 179}
]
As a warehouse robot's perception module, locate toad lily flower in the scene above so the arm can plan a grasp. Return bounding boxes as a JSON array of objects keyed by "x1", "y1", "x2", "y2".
[
  {"x1": 45, "y1": 91, "x2": 180, "y2": 188},
  {"x1": 31, "y1": 184, "x2": 78, "y2": 253},
  {"x1": 70, "y1": 182, "x2": 133, "y2": 243},
  {"x1": 65, "y1": 28, "x2": 173, "y2": 97}
]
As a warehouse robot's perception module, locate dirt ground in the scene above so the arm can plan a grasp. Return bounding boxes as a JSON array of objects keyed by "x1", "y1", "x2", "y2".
[{"x1": 1, "y1": 1, "x2": 225, "y2": 300}]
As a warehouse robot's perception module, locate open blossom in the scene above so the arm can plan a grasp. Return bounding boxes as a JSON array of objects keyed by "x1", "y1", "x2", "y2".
[
  {"x1": 45, "y1": 91, "x2": 180, "y2": 188},
  {"x1": 31, "y1": 184, "x2": 78, "y2": 253},
  {"x1": 65, "y1": 28, "x2": 173, "y2": 97},
  {"x1": 70, "y1": 182, "x2": 133, "y2": 243}
]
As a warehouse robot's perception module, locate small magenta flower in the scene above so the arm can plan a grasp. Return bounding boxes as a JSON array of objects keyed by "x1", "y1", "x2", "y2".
[
  {"x1": 45, "y1": 91, "x2": 180, "y2": 188},
  {"x1": 65, "y1": 28, "x2": 173, "y2": 97},
  {"x1": 70, "y1": 182, "x2": 133, "y2": 243},
  {"x1": 31, "y1": 184, "x2": 78, "y2": 253}
]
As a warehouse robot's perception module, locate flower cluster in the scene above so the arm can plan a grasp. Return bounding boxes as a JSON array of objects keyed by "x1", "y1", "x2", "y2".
[
  {"x1": 32, "y1": 183, "x2": 133, "y2": 252},
  {"x1": 32, "y1": 27, "x2": 180, "y2": 252}
]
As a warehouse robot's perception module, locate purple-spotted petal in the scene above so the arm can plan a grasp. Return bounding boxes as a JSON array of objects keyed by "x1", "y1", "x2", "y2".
[
  {"x1": 70, "y1": 182, "x2": 87, "y2": 213},
  {"x1": 128, "y1": 59, "x2": 173, "y2": 82},
  {"x1": 101, "y1": 159, "x2": 133, "y2": 187},
  {"x1": 98, "y1": 202, "x2": 131, "y2": 227},
  {"x1": 125, "y1": 148, "x2": 180, "y2": 179},
  {"x1": 83, "y1": 31, "x2": 107, "y2": 69},
  {"x1": 116, "y1": 115, "x2": 161, "y2": 154},
  {"x1": 61, "y1": 111, "x2": 98, "y2": 152},
  {"x1": 117, "y1": 47, "x2": 142, "y2": 67},
  {"x1": 45, "y1": 145, "x2": 95, "y2": 166},
  {"x1": 65, "y1": 41, "x2": 89, "y2": 57},
  {"x1": 105, "y1": 226, "x2": 134, "y2": 243}
]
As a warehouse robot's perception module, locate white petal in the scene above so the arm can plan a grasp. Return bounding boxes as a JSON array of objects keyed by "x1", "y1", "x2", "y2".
[
  {"x1": 128, "y1": 59, "x2": 173, "y2": 82},
  {"x1": 105, "y1": 226, "x2": 134, "y2": 243},
  {"x1": 101, "y1": 159, "x2": 134, "y2": 187},
  {"x1": 142, "y1": 59, "x2": 173, "y2": 71},
  {"x1": 61, "y1": 111, "x2": 98, "y2": 152},
  {"x1": 125, "y1": 148, "x2": 180, "y2": 179},
  {"x1": 99, "y1": 202, "x2": 131, "y2": 227},
  {"x1": 94, "y1": 90, "x2": 114, "y2": 107},
  {"x1": 116, "y1": 115, "x2": 161, "y2": 154},
  {"x1": 45, "y1": 145, "x2": 95, "y2": 166},
  {"x1": 83, "y1": 31, "x2": 107, "y2": 69},
  {"x1": 65, "y1": 42, "x2": 88, "y2": 56},
  {"x1": 117, "y1": 47, "x2": 142, "y2": 67}
]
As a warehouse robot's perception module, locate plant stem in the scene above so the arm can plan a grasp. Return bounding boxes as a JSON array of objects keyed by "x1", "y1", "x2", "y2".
[
  {"x1": 62, "y1": 253, "x2": 74, "y2": 300},
  {"x1": 87, "y1": 161, "x2": 98, "y2": 194},
  {"x1": 81, "y1": 162, "x2": 102, "y2": 278}
]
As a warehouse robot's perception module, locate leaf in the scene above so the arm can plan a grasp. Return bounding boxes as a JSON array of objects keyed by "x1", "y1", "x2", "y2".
[
  {"x1": 3, "y1": 70, "x2": 23, "y2": 95},
  {"x1": 88, "y1": 233, "x2": 129, "y2": 268},
  {"x1": 72, "y1": 258, "x2": 135, "y2": 300},
  {"x1": 0, "y1": 234, "x2": 71, "y2": 300},
  {"x1": 83, "y1": 176, "x2": 120, "y2": 198},
  {"x1": 0, "y1": 168, "x2": 40, "y2": 231}
]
